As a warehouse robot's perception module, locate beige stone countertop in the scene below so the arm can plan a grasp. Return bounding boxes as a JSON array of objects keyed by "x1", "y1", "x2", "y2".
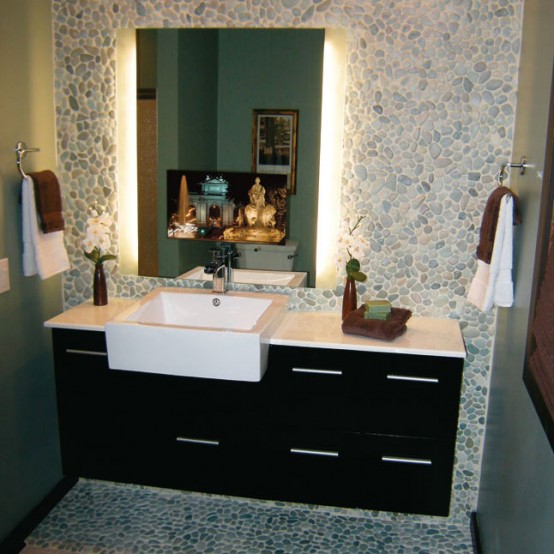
[
  {"x1": 44, "y1": 298, "x2": 136, "y2": 331},
  {"x1": 45, "y1": 299, "x2": 465, "y2": 358},
  {"x1": 271, "y1": 311, "x2": 466, "y2": 358}
]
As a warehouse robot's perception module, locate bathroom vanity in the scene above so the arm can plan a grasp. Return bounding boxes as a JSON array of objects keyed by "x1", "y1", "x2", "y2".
[{"x1": 46, "y1": 301, "x2": 465, "y2": 517}]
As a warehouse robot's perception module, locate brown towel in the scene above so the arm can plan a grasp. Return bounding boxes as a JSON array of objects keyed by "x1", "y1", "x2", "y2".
[
  {"x1": 476, "y1": 186, "x2": 521, "y2": 263},
  {"x1": 342, "y1": 306, "x2": 412, "y2": 341},
  {"x1": 29, "y1": 170, "x2": 65, "y2": 233}
]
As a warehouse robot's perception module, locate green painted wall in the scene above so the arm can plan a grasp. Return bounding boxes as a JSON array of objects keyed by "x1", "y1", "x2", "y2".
[
  {"x1": 477, "y1": 0, "x2": 554, "y2": 551},
  {"x1": 178, "y1": 30, "x2": 219, "y2": 170},
  {"x1": 156, "y1": 29, "x2": 324, "y2": 281},
  {"x1": 156, "y1": 30, "x2": 183, "y2": 277},
  {"x1": 156, "y1": 29, "x2": 220, "y2": 276},
  {"x1": 175, "y1": 30, "x2": 221, "y2": 272},
  {"x1": 137, "y1": 29, "x2": 157, "y2": 89},
  {"x1": 0, "y1": 0, "x2": 63, "y2": 543}
]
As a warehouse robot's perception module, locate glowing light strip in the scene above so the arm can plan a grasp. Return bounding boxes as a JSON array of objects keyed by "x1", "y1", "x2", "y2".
[
  {"x1": 116, "y1": 29, "x2": 138, "y2": 275},
  {"x1": 315, "y1": 28, "x2": 347, "y2": 289}
]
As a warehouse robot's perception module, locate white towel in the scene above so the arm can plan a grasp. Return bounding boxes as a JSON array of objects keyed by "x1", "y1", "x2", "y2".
[
  {"x1": 22, "y1": 175, "x2": 70, "y2": 279},
  {"x1": 468, "y1": 194, "x2": 514, "y2": 310}
]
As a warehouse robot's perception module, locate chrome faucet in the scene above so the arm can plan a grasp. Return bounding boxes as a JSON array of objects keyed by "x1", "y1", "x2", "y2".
[
  {"x1": 204, "y1": 254, "x2": 228, "y2": 294},
  {"x1": 221, "y1": 245, "x2": 239, "y2": 283}
]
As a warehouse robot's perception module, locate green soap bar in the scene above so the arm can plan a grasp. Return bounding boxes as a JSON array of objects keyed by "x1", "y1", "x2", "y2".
[
  {"x1": 365, "y1": 299, "x2": 391, "y2": 307},
  {"x1": 365, "y1": 300, "x2": 391, "y2": 312},
  {"x1": 366, "y1": 306, "x2": 392, "y2": 315},
  {"x1": 364, "y1": 312, "x2": 391, "y2": 321}
]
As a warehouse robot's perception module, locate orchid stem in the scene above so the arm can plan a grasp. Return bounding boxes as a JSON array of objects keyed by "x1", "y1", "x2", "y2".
[{"x1": 349, "y1": 215, "x2": 365, "y2": 235}]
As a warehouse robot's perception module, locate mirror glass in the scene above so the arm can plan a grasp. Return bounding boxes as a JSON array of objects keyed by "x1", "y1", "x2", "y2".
[{"x1": 136, "y1": 28, "x2": 325, "y2": 287}]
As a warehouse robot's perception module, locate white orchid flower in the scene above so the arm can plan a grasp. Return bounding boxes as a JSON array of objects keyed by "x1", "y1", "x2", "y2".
[
  {"x1": 342, "y1": 215, "x2": 368, "y2": 282},
  {"x1": 83, "y1": 212, "x2": 116, "y2": 266}
]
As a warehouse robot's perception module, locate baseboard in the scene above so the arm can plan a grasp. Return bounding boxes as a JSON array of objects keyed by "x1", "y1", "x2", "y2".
[
  {"x1": 0, "y1": 476, "x2": 77, "y2": 554},
  {"x1": 470, "y1": 511, "x2": 483, "y2": 554}
]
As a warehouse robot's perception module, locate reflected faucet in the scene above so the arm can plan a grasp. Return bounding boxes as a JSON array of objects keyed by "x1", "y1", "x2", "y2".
[
  {"x1": 204, "y1": 246, "x2": 238, "y2": 293},
  {"x1": 204, "y1": 254, "x2": 228, "y2": 294},
  {"x1": 221, "y1": 245, "x2": 239, "y2": 283}
]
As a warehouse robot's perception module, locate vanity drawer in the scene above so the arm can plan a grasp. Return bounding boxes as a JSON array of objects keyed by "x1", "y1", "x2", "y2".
[
  {"x1": 257, "y1": 428, "x2": 364, "y2": 508},
  {"x1": 53, "y1": 329, "x2": 109, "y2": 371},
  {"x1": 266, "y1": 345, "x2": 463, "y2": 439},
  {"x1": 354, "y1": 434, "x2": 455, "y2": 516},
  {"x1": 137, "y1": 420, "x2": 271, "y2": 498}
]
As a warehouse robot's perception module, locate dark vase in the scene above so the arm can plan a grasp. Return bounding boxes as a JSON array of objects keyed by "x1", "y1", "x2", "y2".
[
  {"x1": 342, "y1": 277, "x2": 357, "y2": 320},
  {"x1": 93, "y1": 264, "x2": 108, "y2": 306}
]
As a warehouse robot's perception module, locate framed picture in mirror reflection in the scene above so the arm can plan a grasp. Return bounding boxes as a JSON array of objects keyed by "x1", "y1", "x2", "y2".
[{"x1": 252, "y1": 109, "x2": 298, "y2": 194}]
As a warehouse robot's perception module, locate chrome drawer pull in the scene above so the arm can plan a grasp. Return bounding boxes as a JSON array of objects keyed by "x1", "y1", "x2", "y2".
[
  {"x1": 176, "y1": 437, "x2": 220, "y2": 446},
  {"x1": 292, "y1": 368, "x2": 342, "y2": 376},
  {"x1": 66, "y1": 348, "x2": 108, "y2": 357},
  {"x1": 382, "y1": 455, "x2": 432, "y2": 466},
  {"x1": 387, "y1": 374, "x2": 439, "y2": 384},
  {"x1": 290, "y1": 448, "x2": 339, "y2": 457}
]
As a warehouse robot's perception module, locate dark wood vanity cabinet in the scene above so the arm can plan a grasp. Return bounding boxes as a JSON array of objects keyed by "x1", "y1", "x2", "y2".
[{"x1": 51, "y1": 329, "x2": 463, "y2": 517}]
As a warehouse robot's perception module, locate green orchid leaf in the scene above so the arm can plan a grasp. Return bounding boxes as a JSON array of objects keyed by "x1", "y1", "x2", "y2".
[
  {"x1": 98, "y1": 254, "x2": 117, "y2": 265},
  {"x1": 346, "y1": 258, "x2": 361, "y2": 274},
  {"x1": 84, "y1": 250, "x2": 99, "y2": 264},
  {"x1": 346, "y1": 258, "x2": 366, "y2": 281},
  {"x1": 349, "y1": 270, "x2": 367, "y2": 282}
]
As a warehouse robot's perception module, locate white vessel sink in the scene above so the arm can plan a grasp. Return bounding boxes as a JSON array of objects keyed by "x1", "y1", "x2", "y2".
[
  {"x1": 105, "y1": 288, "x2": 288, "y2": 382},
  {"x1": 179, "y1": 266, "x2": 308, "y2": 288}
]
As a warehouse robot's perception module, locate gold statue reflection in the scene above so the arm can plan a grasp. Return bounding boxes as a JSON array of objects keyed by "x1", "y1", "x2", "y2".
[{"x1": 224, "y1": 177, "x2": 285, "y2": 243}]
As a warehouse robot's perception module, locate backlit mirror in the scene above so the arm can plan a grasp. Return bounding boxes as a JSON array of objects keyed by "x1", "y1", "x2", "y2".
[{"x1": 136, "y1": 28, "x2": 326, "y2": 287}]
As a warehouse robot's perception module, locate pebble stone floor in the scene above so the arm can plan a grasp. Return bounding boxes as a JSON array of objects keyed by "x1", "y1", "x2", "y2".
[{"x1": 24, "y1": 479, "x2": 474, "y2": 553}]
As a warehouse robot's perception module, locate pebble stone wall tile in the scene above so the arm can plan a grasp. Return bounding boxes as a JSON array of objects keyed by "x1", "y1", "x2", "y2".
[{"x1": 52, "y1": 0, "x2": 523, "y2": 528}]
